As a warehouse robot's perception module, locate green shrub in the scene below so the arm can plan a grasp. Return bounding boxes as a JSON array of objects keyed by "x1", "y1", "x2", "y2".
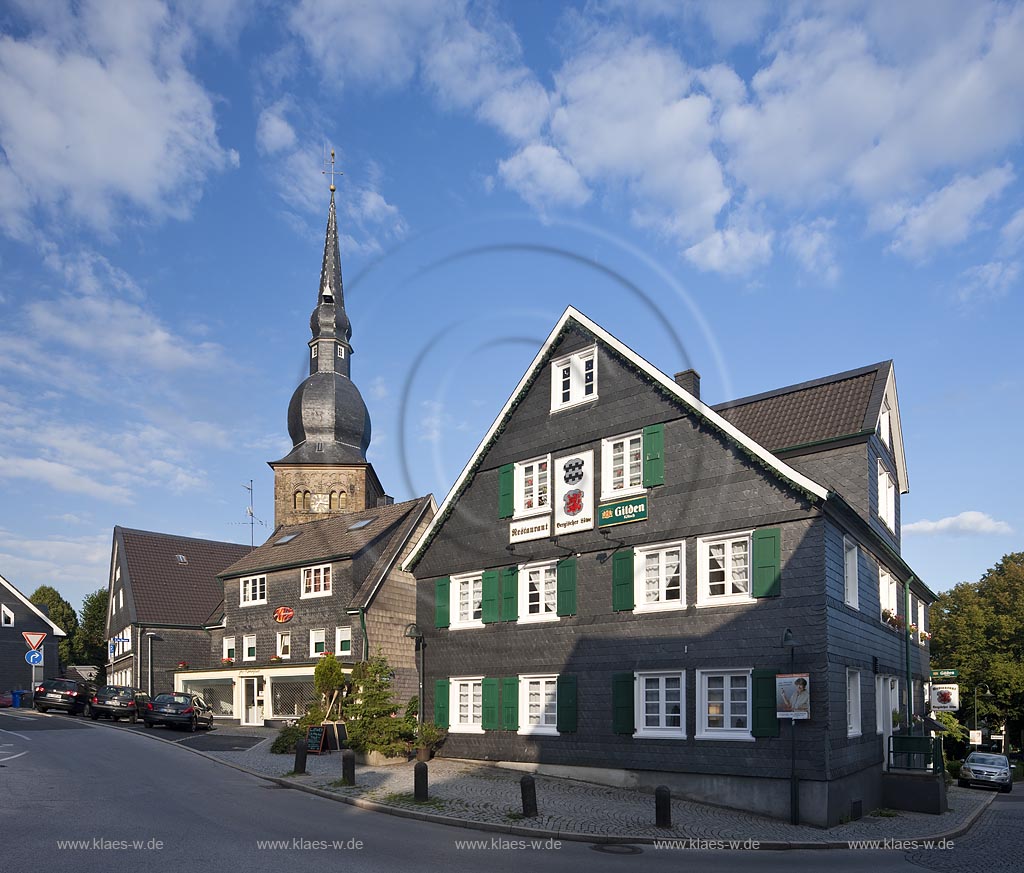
[
  {"x1": 946, "y1": 760, "x2": 963, "y2": 779},
  {"x1": 271, "y1": 725, "x2": 306, "y2": 754},
  {"x1": 339, "y1": 651, "x2": 415, "y2": 756}
]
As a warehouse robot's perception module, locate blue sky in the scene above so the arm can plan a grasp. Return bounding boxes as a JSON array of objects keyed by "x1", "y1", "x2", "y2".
[{"x1": 0, "y1": 0, "x2": 1021, "y2": 612}]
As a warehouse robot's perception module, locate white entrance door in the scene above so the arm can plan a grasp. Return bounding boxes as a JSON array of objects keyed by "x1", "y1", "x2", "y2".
[
  {"x1": 242, "y1": 677, "x2": 265, "y2": 725},
  {"x1": 877, "y1": 676, "x2": 897, "y2": 769}
]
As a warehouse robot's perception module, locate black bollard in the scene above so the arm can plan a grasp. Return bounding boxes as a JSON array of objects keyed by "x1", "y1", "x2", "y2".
[
  {"x1": 341, "y1": 748, "x2": 356, "y2": 786},
  {"x1": 414, "y1": 761, "x2": 428, "y2": 801},
  {"x1": 520, "y1": 774, "x2": 538, "y2": 818},
  {"x1": 655, "y1": 785, "x2": 671, "y2": 828},
  {"x1": 293, "y1": 738, "x2": 307, "y2": 775}
]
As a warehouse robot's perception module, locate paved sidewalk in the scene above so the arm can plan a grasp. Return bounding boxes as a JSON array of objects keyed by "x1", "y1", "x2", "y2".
[{"x1": 191, "y1": 724, "x2": 994, "y2": 847}]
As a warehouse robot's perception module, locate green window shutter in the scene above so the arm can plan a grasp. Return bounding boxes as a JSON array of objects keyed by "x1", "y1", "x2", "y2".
[
  {"x1": 642, "y1": 423, "x2": 665, "y2": 487},
  {"x1": 612, "y1": 672, "x2": 635, "y2": 735},
  {"x1": 752, "y1": 528, "x2": 781, "y2": 597},
  {"x1": 751, "y1": 668, "x2": 780, "y2": 738},
  {"x1": 481, "y1": 678, "x2": 499, "y2": 730},
  {"x1": 501, "y1": 676, "x2": 519, "y2": 730},
  {"x1": 556, "y1": 558, "x2": 577, "y2": 616},
  {"x1": 498, "y1": 463, "x2": 514, "y2": 519},
  {"x1": 434, "y1": 577, "x2": 450, "y2": 628},
  {"x1": 612, "y1": 549, "x2": 635, "y2": 612},
  {"x1": 434, "y1": 679, "x2": 450, "y2": 729},
  {"x1": 481, "y1": 570, "x2": 500, "y2": 624},
  {"x1": 556, "y1": 674, "x2": 577, "y2": 733},
  {"x1": 500, "y1": 567, "x2": 518, "y2": 622}
]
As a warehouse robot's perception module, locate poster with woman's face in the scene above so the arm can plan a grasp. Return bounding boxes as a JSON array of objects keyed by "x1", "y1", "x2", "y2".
[{"x1": 776, "y1": 673, "x2": 810, "y2": 719}]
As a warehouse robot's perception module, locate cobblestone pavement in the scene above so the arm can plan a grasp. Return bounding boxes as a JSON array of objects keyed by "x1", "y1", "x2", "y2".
[
  {"x1": 191, "y1": 726, "x2": 994, "y2": 845},
  {"x1": 904, "y1": 793, "x2": 1022, "y2": 872}
]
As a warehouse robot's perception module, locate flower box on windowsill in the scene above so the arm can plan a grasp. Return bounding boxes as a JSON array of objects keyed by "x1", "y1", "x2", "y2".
[
  {"x1": 881, "y1": 609, "x2": 904, "y2": 631},
  {"x1": 177, "y1": 662, "x2": 189, "y2": 669},
  {"x1": 221, "y1": 658, "x2": 234, "y2": 665},
  {"x1": 269, "y1": 656, "x2": 283, "y2": 663}
]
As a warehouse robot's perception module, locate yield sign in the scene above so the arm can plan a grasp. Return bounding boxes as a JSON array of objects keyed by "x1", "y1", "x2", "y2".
[{"x1": 23, "y1": 631, "x2": 46, "y2": 650}]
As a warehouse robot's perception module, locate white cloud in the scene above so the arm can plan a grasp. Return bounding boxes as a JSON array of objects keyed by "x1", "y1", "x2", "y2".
[
  {"x1": 0, "y1": 0, "x2": 235, "y2": 235},
  {"x1": 884, "y1": 165, "x2": 1014, "y2": 261},
  {"x1": 0, "y1": 528, "x2": 111, "y2": 609},
  {"x1": 419, "y1": 400, "x2": 444, "y2": 443},
  {"x1": 684, "y1": 223, "x2": 773, "y2": 275},
  {"x1": 956, "y1": 260, "x2": 1020, "y2": 304},
  {"x1": 903, "y1": 511, "x2": 1013, "y2": 536},
  {"x1": 0, "y1": 456, "x2": 132, "y2": 502},
  {"x1": 256, "y1": 99, "x2": 298, "y2": 155},
  {"x1": 786, "y1": 218, "x2": 839, "y2": 284},
  {"x1": 1001, "y1": 207, "x2": 1024, "y2": 253},
  {"x1": 498, "y1": 144, "x2": 590, "y2": 211}
]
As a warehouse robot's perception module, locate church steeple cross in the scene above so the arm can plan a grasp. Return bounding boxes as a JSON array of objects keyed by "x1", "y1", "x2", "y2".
[{"x1": 323, "y1": 147, "x2": 342, "y2": 193}]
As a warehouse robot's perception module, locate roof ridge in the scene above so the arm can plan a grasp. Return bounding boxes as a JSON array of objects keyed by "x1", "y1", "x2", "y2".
[
  {"x1": 713, "y1": 361, "x2": 891, "y2": 411},
  {"x1": 116, "y1": 526, "x2": 252, "y2": 550}
]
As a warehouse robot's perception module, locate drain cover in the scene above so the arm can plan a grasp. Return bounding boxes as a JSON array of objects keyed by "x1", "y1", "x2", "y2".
[{"x1": 590, "y1": 844, "x2": 643, "y2": 855}]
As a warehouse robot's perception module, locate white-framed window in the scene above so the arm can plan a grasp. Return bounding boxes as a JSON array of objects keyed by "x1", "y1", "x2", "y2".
[
  {"x1": 243, "y1": 634, "x2": 256, "y2": 662},
  {"x1": 1, "y1": 604, "x2": 13, "y2": 626},
  {"x1": 918, "y1": 601, "x2": 927, "y2": 646},
  {"x1": 450, "y1": 572, "x2": 484, "y2": 629},
  {"x1": 336, "y1": 344, "x2": 345, "y2": 360},
  {"x1": 449, "y1": 677, "x2": 484, "y2": 733},
  {"x1": 550, "y1": 346, "x2": 597, "y2": 412},
  {"x1": 697, "y1": 670, "x2": 752, "y2": 740},
  {"x1": 843, "y1": 536, "x2": 859, "y2": 609},
  {"x1": 518, "y1": 674, "x2": 558, "y2": 736},
  {"x1": 118, "y1": 589, "x2": 123, "y2": 609},
  {"x1": 110, "y1": 625, "x2": 131, "y2": 657},
  {"x1": 310, "y1": 628, "x2": 326, "y2": 657},
  {"x1": 240, "y1": 575, "x2": 267, "y2": 606},
  {"x1": 875, "y1": 676, "x2": 898, "y2": 734},
  {"x1": 601, "y1": 431, "x2": 644, "y2": 499},
  {"x1": 879, "y1": 566, "x2": 898, "y2": 621},
  {"x1": 634, "y1": 541, "x2": 685, "y2": 611},
  {"x1": 276, "y1": 632, "x2": 290, "y2": 659},
  {"x1": 518, "y1": 561, "x2": 558, "y2": 623},
  {"x1": 877, "y1": 461, "x2": 896, "y2": 531},
  {"x1": 311, "y1": 344, "x2": 318, "y2": 359},
  {"x1": 223, "y1": 637, "x2": 235, "y2": 661},
  {"x1": 697, "y1": 532, "x2": 753, "y2": 606},
  {"x1": 335, "y1": 626, "x2": 352, "y2": 656},
  {"x1": 847, "y1": 670, "x2": 862, "y2": 737},
  {"x1": 301, "y1": 564, "x2": 332, "y2": 598},
  {"x1": 636, "y1": 671, "x2": 686, "y2": 738},
  {"x1": 878, "y1": 399, "x2": 891, "y2": 449},
  {"x1": 514, "y1": 455, "x2": 550, "y2": 518}
]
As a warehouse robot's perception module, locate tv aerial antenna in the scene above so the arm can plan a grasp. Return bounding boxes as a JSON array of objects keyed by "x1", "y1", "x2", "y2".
[{"x1": 230, "y1": 479, "x2": 266, "y2": 547}]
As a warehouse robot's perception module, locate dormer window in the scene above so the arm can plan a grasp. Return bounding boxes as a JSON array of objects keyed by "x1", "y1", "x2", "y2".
[
  {"x1": 550, "y1": 346, "x2": 597, "y2": 412},
  {"x1": 1, "y1": 604, "x2": 13, "y2": 626}
]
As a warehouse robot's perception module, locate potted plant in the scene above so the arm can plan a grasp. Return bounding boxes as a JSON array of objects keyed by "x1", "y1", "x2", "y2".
[
  {"x1": 269, "y1": 655, "x2": 283, "y2": 663},
  {"x1": 892, "y1": 709, "x2": 905, "y2": 731},
  {"x1": 221, "y1": 657, "x2": 234, "y2": 665},
  {"x1": 177, "y1": 661, "x2": 189, "y2": 669},
  {"x1": 415, "y1": 722, "x2": 447, "y2": 762}
]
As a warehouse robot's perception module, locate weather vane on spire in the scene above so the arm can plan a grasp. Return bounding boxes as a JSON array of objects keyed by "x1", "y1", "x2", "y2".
[{"x1": 322, "y1": 145, "x2": 342, "y2": 193}]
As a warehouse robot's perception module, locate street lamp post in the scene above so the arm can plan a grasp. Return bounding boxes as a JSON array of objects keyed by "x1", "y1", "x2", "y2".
[
  {"x1": 781, "y1": 628, "x2": 799, "y2": 826},
  {"x1": 973, "y1": 683, "x2": 993, "y2": 745},
  {"x1": 146, "y1": 633, "x2": 163, "y2": 697},
  {"x1": 404, "y1": 623, "x2": 424, "y2": 728}
]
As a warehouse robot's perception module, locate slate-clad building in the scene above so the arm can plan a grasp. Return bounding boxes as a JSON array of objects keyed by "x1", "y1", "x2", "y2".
[
  {"x1": 1, "y1": 571, "x2": 65, "y2": 692},
  {"x1": 404, "y1": 306, "x2": 934, "y2": 827}
]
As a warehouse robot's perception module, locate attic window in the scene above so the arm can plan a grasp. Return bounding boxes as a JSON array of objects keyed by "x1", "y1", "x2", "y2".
[
  {"x1": 275, "y1": 533, "x2": 301, "y2": 546},
  {"x1": 174, "y1": 554, "x2": 188, "y2": 565},
  {"x1": 315, "y1": 442, "x2": 325, "y2": 452},
  {"x1": 347, "y1": 518, "x2": 375, "y2": 531}
]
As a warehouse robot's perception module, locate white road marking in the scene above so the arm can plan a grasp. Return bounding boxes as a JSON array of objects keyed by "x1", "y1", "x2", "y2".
[
  {"x1": 0, "y1": 751, "x2": 29, "y2": 763},
  {"x1": 0, "y1": 728, "x2": 31, "y2": 741}
]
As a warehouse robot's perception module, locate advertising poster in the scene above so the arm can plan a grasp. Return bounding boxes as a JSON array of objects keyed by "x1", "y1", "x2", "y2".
[{"x1": 776, "y1": 673, "x2": 810, "y2": 719}]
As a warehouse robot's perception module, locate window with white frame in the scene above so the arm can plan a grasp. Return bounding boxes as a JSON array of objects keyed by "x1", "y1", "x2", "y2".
[
  {"x1": 635, "y1": 542, "x2": 684, "y2": 611},
  {"x1": 601, "y1": 431, "x2": 643, "y2": 499},
  {"x1": 918, "y1": 601, "x2": 927, "y2": 645},
  {"x1": 843, "y1": 536, "x2": 859, "y2": 609},
  {"x1": 335, "y1": 626, "x2": 352, "y2": 656},
  {"x1": 697, "y1": 532, "x2": 753, "y2": 605},
  {"x1": 310, "y1": 628, "x2": 326, "y2": 657},
  {"x1": 449, "y1": 677, "x2": 483, "y2": 733},
  {"x1": 847, "y1": 670, "x2": 862, "y2": 737},
  {"x1": 450, "y1": 573, "x2": 484, "y2": 629},
  {"x1": 550, "y1": 346, "x2": 597, "y2": 412},
  {"x1": 879, "y1": 566, "x2": 898, "y2": 621},
  {"x1": 514, "y1": 456, "x2": 550, "y2": 517},
  {"x1": 110, "y1": 626, "x2": 131, "y2": 657},
  {"x1": 878, "y1": 399, "x2": 891, "y2": 448},
  {"x1": 518, "y1": 674, "x2": 558, "y2": 736},
  {"x1": 877, "y1": 461, "x2": 896, "y2": 531},
  {"x1": 697, "y1": 670, "x2": 751, "y2": 740},
  {"x1": 118, "y1": 589, "x2": 123, "y2": 609},
  {"x1": 223, "y1": 637, "x2": 235, "y2": 661},
  {"x1": 519, "y1": 561, "x2": 558, "y2": 623},
  {"x1": 636, "y1": 671, "x2": 685, "y2": 738},
  {"x1": 301, "y1": 564, "x2": 332, "y2": 598},
  {"x1": 1, "y1": 604, "x2": 13, "y2": 626},
  {"x1": 243, "y1": 634, "x2": 256, "y2": 662},
  {"x1": 276, "y1": 632, "x2": 290, "y2": 659},
  {"x1": 240, "y1": 575, "x2": 267, "y2": 606}
]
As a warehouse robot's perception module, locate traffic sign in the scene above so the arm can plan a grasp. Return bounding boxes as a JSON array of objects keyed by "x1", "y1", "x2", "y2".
[
  {"x1": 931, "y1": 669, "x2": 958, "y2": 679},
  {"x1": 22, "y1": 631, "x2": 46, "y2": 650},
  {"x1": 25, "y1": 649, "x2": 43, "y2": 666},
  {"x1": 112, "y1": 637, "x2": 130, "y2": 643}
]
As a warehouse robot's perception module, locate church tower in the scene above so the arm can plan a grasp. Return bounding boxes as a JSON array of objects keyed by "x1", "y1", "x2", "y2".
[{"x1": 269, "y1": 167, "x2": 387, "y2": 527}]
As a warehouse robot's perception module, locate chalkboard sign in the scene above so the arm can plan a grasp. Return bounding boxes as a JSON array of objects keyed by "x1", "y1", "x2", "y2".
[{"x1": 306, "y1": 725, "x2": 325, "y2": 755}]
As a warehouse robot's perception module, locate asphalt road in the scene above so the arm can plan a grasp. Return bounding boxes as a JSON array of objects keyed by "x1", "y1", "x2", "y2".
[{"x1": 0, "y1": 708, "x2": 1018, "y2": 872}]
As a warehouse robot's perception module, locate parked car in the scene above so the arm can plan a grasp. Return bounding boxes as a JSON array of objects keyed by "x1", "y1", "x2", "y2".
[
  {"x1": 33, "y1": 679, "x2": 97, "y2": 716},
  {"x1": 143, "y1": 692, "x2": 213, "y2": 732},
  {"x1": 89, "y1": 686, "x2": 149, "y2": 724},
  {"x1": 0, "y1": 690, "x2": 12, "y2": 708},
  {"x1": 958, "y1": 752, "x2": 1014, "y2": 793}
]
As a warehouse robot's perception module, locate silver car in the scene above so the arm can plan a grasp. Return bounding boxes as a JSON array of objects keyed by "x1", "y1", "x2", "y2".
[{"x1": 958, "y1": 752, "x2": 1013, "y2": 793}]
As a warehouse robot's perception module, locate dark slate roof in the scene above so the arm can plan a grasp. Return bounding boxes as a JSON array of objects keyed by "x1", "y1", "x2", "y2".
[
  {"x1": 220, "y1": 497, "x2": 430, "y2": 579},
  {"x1": 713, "y1": 361, "x2": 891, "y2": 453},
  {"x1": 350, "y1": 496, "x2": 434, "y2": 610},
  {"x1": 118, "y1": 528, "x2": 252, "y2": 627}
]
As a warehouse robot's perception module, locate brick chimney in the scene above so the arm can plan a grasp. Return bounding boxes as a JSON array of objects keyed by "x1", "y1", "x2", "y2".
[{"x1": 674, "y1": 369, "x2": 701, "y2": 400}]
